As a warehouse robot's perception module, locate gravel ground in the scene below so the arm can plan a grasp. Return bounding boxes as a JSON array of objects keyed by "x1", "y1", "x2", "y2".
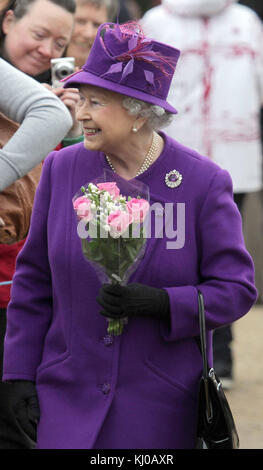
[{"x1": 224, "y1": 305, "x2": 263, "y2": 450}]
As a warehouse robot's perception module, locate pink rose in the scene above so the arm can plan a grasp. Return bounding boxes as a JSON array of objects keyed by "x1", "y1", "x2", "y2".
[
  {"x1": 73, "y1": 196, "x2": 88, "y2": 210},
  {"x1": 73, "y1": 196, "x2": 93, "y2": 221},
  {"x1": 107, "y1": 210, "x2": 131, "y2": 238},
  {"x1": 126, "y1": 198, "x2": 149, "y2": 223},
  {"x1": 97, "y1": 182, "x2": 120, "y2": 199}
]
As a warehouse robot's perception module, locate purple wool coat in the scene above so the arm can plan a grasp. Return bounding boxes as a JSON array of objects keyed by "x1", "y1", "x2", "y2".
[{"x1": 3, "y1": 132, "x2": 257, "y2": 449}]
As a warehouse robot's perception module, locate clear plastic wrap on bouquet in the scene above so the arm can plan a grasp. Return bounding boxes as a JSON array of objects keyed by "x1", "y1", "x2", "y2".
[{"x1": 73, "y1": 169, "x2": 150, "y2": 335}]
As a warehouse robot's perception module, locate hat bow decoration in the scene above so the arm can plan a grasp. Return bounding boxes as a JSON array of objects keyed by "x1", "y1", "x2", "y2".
[{"x1": 99, "y1": 23, "x2": 175, "y2": 91}]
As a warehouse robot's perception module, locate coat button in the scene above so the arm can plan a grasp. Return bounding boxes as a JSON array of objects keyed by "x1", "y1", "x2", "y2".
[
  {"x1": 100, "y1": 334, "x2": 113, "y2": 346},
  {"x1": 101, "y1": 383, "x2": 111, "y2": 394}
]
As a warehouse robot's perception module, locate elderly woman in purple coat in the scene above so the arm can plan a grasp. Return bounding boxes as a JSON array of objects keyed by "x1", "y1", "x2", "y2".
[{"x1": 3, "y1": 22, "x2": 257, "y2": 449}]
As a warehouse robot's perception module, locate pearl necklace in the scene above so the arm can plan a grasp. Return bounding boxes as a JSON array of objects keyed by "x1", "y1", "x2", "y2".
[{"x1": 105, "y1": 131, "x2": 159, "y2": 177}]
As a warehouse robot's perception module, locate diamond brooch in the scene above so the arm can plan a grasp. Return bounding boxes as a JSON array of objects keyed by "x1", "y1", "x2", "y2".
[{"x1": 165, "y1": 169, "x2": 183, "y2": 188}]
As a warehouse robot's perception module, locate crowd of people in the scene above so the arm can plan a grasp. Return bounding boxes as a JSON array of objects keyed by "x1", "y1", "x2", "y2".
[{"x1": 0, "y1": 0, "x2": 261, "y2": 450}]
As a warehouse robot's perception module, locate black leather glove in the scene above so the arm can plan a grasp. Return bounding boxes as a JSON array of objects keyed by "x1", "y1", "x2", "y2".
[
  {"x1": 9, "y1": 380, "x2": 40, "y2": 441},
  {"x1": 97, "y1": 282, "x2": 170, "y2": 320}
]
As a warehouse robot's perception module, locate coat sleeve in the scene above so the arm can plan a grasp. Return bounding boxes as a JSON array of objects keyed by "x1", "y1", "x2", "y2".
[
  {"x1": 0, "y1": 58, "x2": 72, "y2": 191},
  {"x1": 2, "y1": 152, "x2": 56, "y2": 381},
  {"x1": 162, "y1": 168, "x2": 257, "y2": 342}
]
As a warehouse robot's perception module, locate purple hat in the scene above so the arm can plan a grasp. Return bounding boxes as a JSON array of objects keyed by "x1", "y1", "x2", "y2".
[{"x1": 63, "y1": 22, "x2": 180, "y2": 114}]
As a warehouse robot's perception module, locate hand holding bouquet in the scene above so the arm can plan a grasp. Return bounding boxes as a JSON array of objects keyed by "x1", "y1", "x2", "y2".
[{"x1": 73, "y1": 176, "x2": 149, "y2": 335}]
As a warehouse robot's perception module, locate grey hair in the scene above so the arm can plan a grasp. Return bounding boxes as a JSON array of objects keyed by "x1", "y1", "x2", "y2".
[
  {"x1": 77, "y1": 0, "x2": 119, "y2": 20},
  {"x1": 122, "y1": 97, "x2": 174, "y2": 131}
]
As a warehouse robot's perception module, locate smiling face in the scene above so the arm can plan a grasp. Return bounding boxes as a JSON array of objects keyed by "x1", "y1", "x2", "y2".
[
  {"x1": 76, "y1": 85, "x2": 139, "y2": 154},
  {"x1": 2, "y1": 0, "x2": 74, "y2": 76},
  {"x1": 66, "y1": 2, "x2": 108, "y2": 67}
]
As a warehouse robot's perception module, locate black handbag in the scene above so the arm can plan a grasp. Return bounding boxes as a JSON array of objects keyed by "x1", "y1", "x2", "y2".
[{"x1": 196, "y1": 290, "x2": 240, "y2": 449}]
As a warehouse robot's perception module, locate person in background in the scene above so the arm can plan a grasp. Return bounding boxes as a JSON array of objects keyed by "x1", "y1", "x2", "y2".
[
  {"x1": 141, "y1": 0, "x2": 263, "y2": 389},
  {"x1": 0, "y1": 0, "x2": 74, "y2": 75},
  {"x1": 0, "y1": 0, "x2": 81, "y2": 139},
  {"x1": 0, "y1": 0, "x2": 76, "y2": 449},
  {"x1": 66, "y1": 0, "x2": 119, "y2": 69},
  {"x1": 238, "y1": 0, "x2": 263, "y2": 293},
  {"x1": 2, "y1": 21, "x2": 256, "y2": 449}
]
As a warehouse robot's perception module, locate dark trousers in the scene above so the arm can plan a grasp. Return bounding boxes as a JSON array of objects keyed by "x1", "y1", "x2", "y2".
[
  {"x1": 0, "y1": 308, "x2": 34, "y2": 449},
  {"x1": 213, "y1": 193, "x2": 246, "y2": 368}
]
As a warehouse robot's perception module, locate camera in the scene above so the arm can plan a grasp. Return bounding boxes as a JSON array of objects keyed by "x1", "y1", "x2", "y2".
[{"x1": 51, "y1": 57, "x2": 75, "y2": 88}]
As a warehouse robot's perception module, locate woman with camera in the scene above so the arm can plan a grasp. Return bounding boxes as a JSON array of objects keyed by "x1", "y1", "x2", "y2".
[
  {"x1": 0, "y1": 0, "x2": 82, "y2": 139},
  {"x1": 2, "y1": 22, "x2": 257, "y2": 449}
]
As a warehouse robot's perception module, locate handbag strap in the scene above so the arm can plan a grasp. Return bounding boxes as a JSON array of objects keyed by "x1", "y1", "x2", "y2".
[
  {"x1": 197, "y1": 290, "x2": 213, "y2": 422},
  {"x1": 197, "y1": 290, "x2": 209, "y2": 379}
]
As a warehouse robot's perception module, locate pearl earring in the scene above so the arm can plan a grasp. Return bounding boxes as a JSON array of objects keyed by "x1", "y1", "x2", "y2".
[{"x1": 132, "y1": 126, "x2": 138, "y2": 133}]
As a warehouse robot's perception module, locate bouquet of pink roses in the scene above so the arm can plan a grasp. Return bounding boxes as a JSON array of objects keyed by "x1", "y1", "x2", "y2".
[{"x1": 73, "y1": 176, "x2": 149, "y2": 335}]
